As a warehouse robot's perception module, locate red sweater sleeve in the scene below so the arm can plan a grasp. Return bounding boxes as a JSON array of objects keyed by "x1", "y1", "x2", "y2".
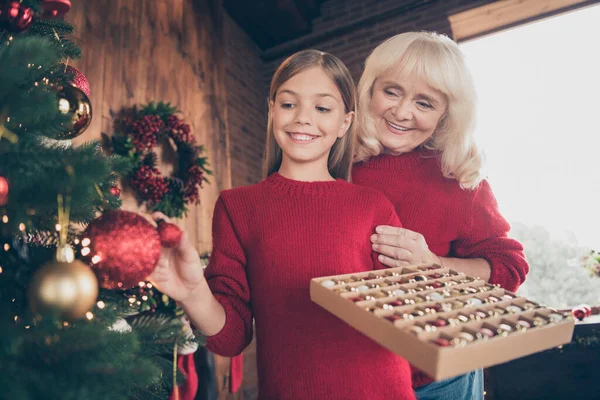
[
  {"x1": 204, "y1": 196, "x2": 253, "y2": 357},
  {"x1": 452, "y1": 180, "x2": 529, "y2": 292},
  {"x1": 372, "y1": 200, "x2": 403, "y2": 270}
]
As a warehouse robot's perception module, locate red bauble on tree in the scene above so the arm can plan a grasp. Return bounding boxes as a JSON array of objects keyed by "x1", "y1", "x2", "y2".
[
  {"x1": 0, "y1": 1, "x2": 33, "y2": 32},
  {"x1": 41, "y1": 0, "x2": 71, "y2": 18},
  {"x1": 0, "y1": 176, "x2": 8, "y2": 206},
  {"x1": 109, "y1": 186, "x2": 121, "y2": 197},
  {"x1": 81, "y1": 210, "x2": 161, "y2": 289},
  {"x1": 65, "y1": 65, "x2": 91, "y2": 97}
]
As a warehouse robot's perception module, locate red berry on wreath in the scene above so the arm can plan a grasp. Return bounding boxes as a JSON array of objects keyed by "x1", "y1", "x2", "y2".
[
  {"x1": 81, "y1": 210, "x2": 161, "y2": 290},
  {"x1": 157, "y1": 220, "x2": 183, "y2": 248}
]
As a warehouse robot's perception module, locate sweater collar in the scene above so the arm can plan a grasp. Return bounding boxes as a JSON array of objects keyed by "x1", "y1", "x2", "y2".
[
  {"x1": 263, "y1": 172, "x2": 350, "y2": 195},
  {"x1": 358, "y1": 148, "x2": 438, "y2": 170}
]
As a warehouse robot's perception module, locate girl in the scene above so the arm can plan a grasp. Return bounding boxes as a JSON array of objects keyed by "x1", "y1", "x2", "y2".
[{"x1": 150, "y1": 50, "x2": 416, "y2": 400}]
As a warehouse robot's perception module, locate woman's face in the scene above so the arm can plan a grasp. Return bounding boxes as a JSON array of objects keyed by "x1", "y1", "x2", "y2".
[{"x1": 369, "y1": 68, "x2": 447, "y2": 155}]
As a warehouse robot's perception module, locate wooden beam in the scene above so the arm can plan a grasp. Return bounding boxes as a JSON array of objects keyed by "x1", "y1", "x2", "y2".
[{"x1": 449, "y1": 0, "x2": 600, "y2": 42}]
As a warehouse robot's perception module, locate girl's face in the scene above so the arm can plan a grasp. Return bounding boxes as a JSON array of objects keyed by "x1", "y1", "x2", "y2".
[
  {"x1": 369, "y1": 68, "x2": 447, "y2": 155},
  {"x1": 271, "y1": 67, "x2": 353, "y2": 174}
]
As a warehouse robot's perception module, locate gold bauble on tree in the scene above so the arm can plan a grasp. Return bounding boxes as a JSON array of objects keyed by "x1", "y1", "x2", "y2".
[
  {"x1": 53, "y1": 84, "x2": 92, "y2": 140},
  {"x1": 28, "y1": 244, "x2": 98, "y2": 319}
]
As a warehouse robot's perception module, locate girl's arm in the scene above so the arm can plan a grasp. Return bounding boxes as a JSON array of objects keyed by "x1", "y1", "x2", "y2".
[
  {"x1": 149, "y1": 213, "x2": 226, "y2": 336},
  {"x1": 150, "y1": 196, "x2": 253, "y2": 357}
]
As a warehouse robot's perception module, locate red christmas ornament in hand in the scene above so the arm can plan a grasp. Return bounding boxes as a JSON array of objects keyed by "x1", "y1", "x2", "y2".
[
  {"x1": 157, "y1": 220, "x2": 183, "y2": 248},
  {"x1": 65, "y1": 65, "x2": 91, "y2": 97},
  {"x1": 0, "y1": 1, "x2": 33, "y2": 32},
  {"x1": 42, "y1": 0, "x2": 71, "y2": 18},
  {"x1": 82, "y1": 210, "x2": 161, "y2": 289},
  {"x1": 0, "y1": 176, "x2": 8, "y2": 206}
]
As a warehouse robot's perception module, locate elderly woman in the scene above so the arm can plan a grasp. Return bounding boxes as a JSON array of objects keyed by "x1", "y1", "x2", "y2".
[{"x1": 352, "y1": 31, "x2": 529, "y2": 400}]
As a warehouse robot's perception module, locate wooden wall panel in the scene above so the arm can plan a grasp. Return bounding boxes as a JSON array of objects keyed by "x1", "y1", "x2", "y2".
[{"x1": 68, "y1": 0, "x2": 231, "y2": 253}]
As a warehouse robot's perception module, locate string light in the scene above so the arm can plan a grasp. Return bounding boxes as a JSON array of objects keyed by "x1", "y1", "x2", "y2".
[
  {"x1": 85, "y1": 312, "x2": 94, "y2": 320},
  {"x1": 81, "y1": 238, "x2": 90, "y2": 247},
  {"x1": 0, "y1": 266, "x2": 3, "y2": 273},
  {"x1": 96, "y1": 301, "x2": 105, "y2": 309},
  {"x1": 139, "y1": 281, "x2": 146, "y2": 287},
  {"x1": 63, "y1": 321, "x2": 69, "y2": 327},
  {"x1": 91, "y1": 255, "x2": 101, "y2": 264},
  {"x1": 128, "y1": 297, "x2": 135, "y2": 304},
  {"x1": 2, "y1": 215, "x2": 7, "y2": 223},
  {"x1": 3, "y1": 244, "x2": 9, "y2": 251},
  {"x1": 81, "y1": 247, "x2": 90, "y2": 256},
  {"x1": 18, "y1": 223, "x2": 25, "y2": 231},
  {"x1": 73, "y1": 239, "x2": 80, "y2": 245},
  {"x1": 142, "y1": 295, "x2": 148, "y2": 301},
  {"x1": 55, "y1": 224, "x2": 61, "y2": 231}
]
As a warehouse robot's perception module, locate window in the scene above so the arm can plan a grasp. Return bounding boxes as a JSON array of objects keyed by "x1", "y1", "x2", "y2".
[{"x1": 459, "y1": 5, "x2": 600, "y2": 308}]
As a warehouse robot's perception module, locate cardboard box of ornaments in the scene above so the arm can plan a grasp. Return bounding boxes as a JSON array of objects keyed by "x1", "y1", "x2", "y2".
[{"x1": 310, "y1": 263, "x2": 574, "y2": 381}]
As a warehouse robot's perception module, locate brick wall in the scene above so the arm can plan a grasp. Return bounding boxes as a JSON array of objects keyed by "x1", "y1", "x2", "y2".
[
  {"x1": 263, "y1": 0, "x2": 497, "y2": 82},
  {"x1": 224, "y1": 13, "x2": 268, "y2": 188}
]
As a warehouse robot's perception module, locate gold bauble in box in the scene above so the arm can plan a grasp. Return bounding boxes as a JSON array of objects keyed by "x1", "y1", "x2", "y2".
[
  {"x1": 28, "y1": 245, "x2": 99, "y2": 319},
  {"x1": 54, "y1": 84, "x2": 92, "y2": 140}
]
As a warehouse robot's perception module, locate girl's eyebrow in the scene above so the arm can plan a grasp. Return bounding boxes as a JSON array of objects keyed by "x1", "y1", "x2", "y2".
[{"x1": 279, "y1": 89, "x2": 339, "y2": 103}]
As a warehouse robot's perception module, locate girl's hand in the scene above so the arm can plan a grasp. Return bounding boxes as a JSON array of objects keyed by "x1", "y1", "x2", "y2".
[
  {"x1": 371, "y1": 225, "x2": 441, "y2": 268},
  {"x1": 149, "y1": 212, "x2": 207, "y2": 304}
]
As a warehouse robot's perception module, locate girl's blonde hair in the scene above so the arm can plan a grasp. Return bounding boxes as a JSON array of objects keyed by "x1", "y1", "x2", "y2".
[
  {"x1": 263, "y1": 49, "x2": 357, "y2": 181},
  {"x1": 355, "y1": 32, "x2": 484, "y2": 189}
]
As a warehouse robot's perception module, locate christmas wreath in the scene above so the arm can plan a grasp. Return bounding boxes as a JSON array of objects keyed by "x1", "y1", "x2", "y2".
[{"x1": 109, "y1": 102, "x2": 211, "y2": 218}]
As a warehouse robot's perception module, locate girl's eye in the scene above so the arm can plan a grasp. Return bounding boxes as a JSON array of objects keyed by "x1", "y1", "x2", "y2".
[
  {"x1": 316, "y1": 106, "x2": 331, "y2": 113},
  {"x1": 281, "y1": 103, "x2": 295, "y2": 109}
]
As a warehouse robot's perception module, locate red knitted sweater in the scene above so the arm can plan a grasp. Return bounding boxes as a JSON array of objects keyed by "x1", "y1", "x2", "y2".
[
  {"x1": 352, "y1": 150, "x2": 529, "y2": 388},
  {"x1": 204, "y1": 173, "x2": 416, "y2": 400}
]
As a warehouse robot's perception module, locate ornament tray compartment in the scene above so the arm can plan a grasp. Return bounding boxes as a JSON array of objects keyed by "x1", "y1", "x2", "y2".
[{"x1": 310, "y1": 264, "x2": 574, "y2": 381}]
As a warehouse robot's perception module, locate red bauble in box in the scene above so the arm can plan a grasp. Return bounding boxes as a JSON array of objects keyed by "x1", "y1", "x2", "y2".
[
  {"x1": 42, "y1": 0, "x2": 71, "y2": 18},
  {"x1": 0, "y1": 1, "x2": 34, "y2": 32},
  {"x1": 82, "y1": 210, "x2": 161, "y2": 290},
  {"x1": 572, "y1": 304, "x2": 592, "y2": 321}
]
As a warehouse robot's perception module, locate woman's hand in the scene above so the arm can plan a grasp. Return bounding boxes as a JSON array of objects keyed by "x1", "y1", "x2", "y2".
[
  {"x1": 149, "y1": 212, "x2": 207, "y2": 304},
  {"x1": 371, "y1": 225, "x2": 441, "y2": 268}
]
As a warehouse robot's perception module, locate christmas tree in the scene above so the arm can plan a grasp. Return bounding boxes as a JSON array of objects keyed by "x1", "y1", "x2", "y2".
[{"x1": 0, "y1": 1, "x2": 198, "y2": 399}]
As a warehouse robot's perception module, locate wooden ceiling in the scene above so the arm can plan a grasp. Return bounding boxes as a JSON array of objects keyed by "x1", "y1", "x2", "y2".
[{"x1": 223, "y1": 0, "x2": 326, "y2": 50}]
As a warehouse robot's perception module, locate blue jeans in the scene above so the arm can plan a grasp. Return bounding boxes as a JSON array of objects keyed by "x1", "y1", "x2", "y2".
[{"x1": 415, "y1": 369, "x2": 484, "y2": 400}]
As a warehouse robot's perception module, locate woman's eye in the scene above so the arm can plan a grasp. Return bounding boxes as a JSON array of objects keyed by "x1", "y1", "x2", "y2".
[
  {"x1": 316, "y1": 106, "x2": 331, "y2": 113},
  {"x1": 417, "y1": 101, "x2": 433, "y2": 109},
  {"x1": 384, "y1": 89, "x2": 398, "y2": 97}
]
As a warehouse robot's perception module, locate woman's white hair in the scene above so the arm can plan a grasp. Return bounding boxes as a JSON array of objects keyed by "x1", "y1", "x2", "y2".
[{"x1": 355, "y1": 31, "x2": 484, "y2": 189}]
